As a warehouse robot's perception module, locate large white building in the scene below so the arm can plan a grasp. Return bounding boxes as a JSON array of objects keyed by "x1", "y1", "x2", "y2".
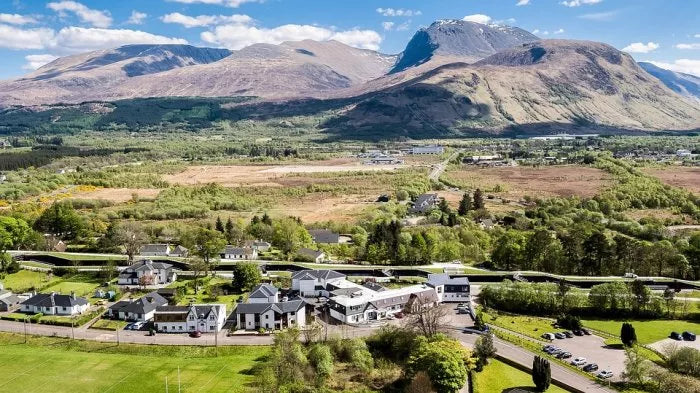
[
  {"x1": 117, "y1": 260, "x2": 176, "y2": 286},
  {"x1": 153, "y1": 304, "x2": 227, "y2": 333},
  {"x1": 328, "y1": 284, "x2": 439, "y2": 324},
  {"x1": 292, "y1": 269, "x2": 346, "y2": 297},
  {"x1": 427, "y1": 274, "x2": 471, "y2": 303},
  {"x1": 234, "y1": 284, "x2": 307, "y2": 330},
  {"x1": 20, "y1": 292, "x2": 90, "y2": 316}
]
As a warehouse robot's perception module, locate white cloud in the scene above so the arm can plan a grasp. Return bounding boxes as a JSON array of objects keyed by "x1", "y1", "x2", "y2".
[
  {"x1": 553, "y1": 28, "x2": 565, "y2": 34},
  {"x1": 675, "y1": 43, "x2": 700, "y2": 50},
  {"x1": 162, "y1": 12, "x2": 252, "y2": 28},
  {"x1": 126, "y1": 11, "x2": 147, "y2": 25},
  {"x1": 0, "y1": 24, "x2": 55, "y2": 50},
  {"x1": 622, "y1": 42, "x2": 659, "y2": 53},
  {"x1": 381, "y1": 21, "x2": 394, "y2": 31},
  {"x1": 532, "y1": 29, "x2": 540, "y2": 34},
  {"x1": 578, "y1": 11, "x2": 618, "y2": 21},
  {"x1": 396, "y1": 21, "x2": 411, "y2": 31},
  {"x1": 201, "y1": 23, "x2": 381, "y2": 51},
  {"x1": 376, "y1": 8, "x2": 421, "y2": 17},
  {"x1": 47, "y1": 1, "x2": 112, "y2": 28},
  {"x1": 561, "y1": 0, "x2": 602, "y2": 7},
  {"x1": 0, "y1": 13, "x2": 38, "y2": 25},
  {"x1": 516, "y1": 0, "x2": 531, "y2": 5},
  {"x1": 648, "y1": 59, "x2": 700, "y2": 77},
  {"x1": 23, "y1": 54, "x2": 59, "y2": 70},
  {"x1": 168, "y1": 0, "x2": 261, "y2": 7},
  {"x1": 0, "y1": 23, "x2": 187, "y2": 54},
  {"x1": 463, "y1": 14, "x2": 492, "y2": 24}
]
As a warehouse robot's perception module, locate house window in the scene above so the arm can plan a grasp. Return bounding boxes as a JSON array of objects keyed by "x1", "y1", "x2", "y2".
[
  {"x1": 209, "y1": 326, "x2": 214, "y2": 331},
  {"x1": 189, "y1": 315, "x2": 194, "y2": 321},
  {"x1": 178, "y1": 326, "x2": 182, "y2": 330},
  {"x1": 265, "y1": 315, "x2": 268, "y2": 319}
]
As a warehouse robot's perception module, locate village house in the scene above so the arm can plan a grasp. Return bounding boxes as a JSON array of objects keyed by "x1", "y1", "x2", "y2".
[
  {"x1": 140, "y1": 244, "x2": 189, "y2": 257},
  {"x1": 117, "y1": 260, "x2": 176, "y2": 286},
  {"x1": 153, "y1": 304, "x2": 227, "y2": 333},
  {"x1": 295, "y1": 248, "x2": 326, "y2": 263},
  {"x1": 107, "y1": 292, "x2": 168, "y2": 322},
  {"x1": 0, "y1": 289, "x2": 21, "y2": 312},
  {"x1": 427, "y1": 274, "x2": 471, "y2": 303},
  {"x1": 20, "y1": 292, "x2": 89, "y2": 316},
  {"x1": 409, "y1": 193, "x2": 440, "y2": 214},
  {"x1": 308, "y1": 229, "x2": 340, "y2": 244},
  {"x1": 292, "y1": 269, "x2": 346, "y2": 297},
  {"x1": 328, "y1": 284, "x2": 439, "y2": 324},
  {"x1": 221, "y1": 245, "x2": 258, "y2": 260},
  {"x1": 234, "y1": 284, "x2": 307, "y2": 330},
  {"x1": 244, "y1": 240, "x2": 272, "y2": 252}
]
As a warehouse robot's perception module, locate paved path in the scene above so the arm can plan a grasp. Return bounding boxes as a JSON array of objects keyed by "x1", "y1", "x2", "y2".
[{"x1": 429, "y1": 149, "x2": 461, "y2": 182}]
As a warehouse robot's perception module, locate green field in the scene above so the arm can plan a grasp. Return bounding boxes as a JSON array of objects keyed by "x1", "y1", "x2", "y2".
[
  {"x1": 582, "y1": 319, "x2": 700, "y2": 345},
  {"x1": 43, "y1": 280, "x2": 101, "y2": 298},
  {"x1": 473, "y1": 359, "x2": 568, "y2": 393},
  {"x1": 0, "y1": 270, "x2": 59, "y2": 292},
  {"x1": 90, "y1": 319, "x2": 129, "y2": 331},
  {"x1": 0, "y1": 333, "x2": 267, "y2": 393},
  {"x1": 482, "y1": 311, "x2": 562, "y2": 340}
]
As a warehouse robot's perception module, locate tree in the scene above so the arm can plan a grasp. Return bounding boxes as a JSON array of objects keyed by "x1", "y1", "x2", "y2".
[
  {"x1": 407, "y1": 335, "x2": 470, "y2": 393},
  {"x1": 532, "y1": 356, "x2": 551, "y2": 392},
  {"x1": 269, "y1": 328, "x2": 308, "y2": 388},
  {"x1": 272, "y1": 217, "x2": 311, "y2": 256},
  {"x1": 189, "y1": 257, "x2": 208, "y2": 294},
  {"x1": 192, "y1": 228, "x2": 226, "y2": 275},
  {"x1": 34, "y1": 202, "x2": 85, "y2": 240},
  {"x1": 308, "y1": 343, "x2": 333, "y2": 386},
  {"x1": 664, "y1": 345, "x2": 700, "y2": 377},
  {"x1": 491, "y1": 231, "x2": 527, "y2": 270},
  {"x1": 629, "y1": 280, "x2": 651, "y2": 313},
  {"x1": 458, "y1": 193, "x2": 471, "y2": 216},
  {"x1": 215, "y1": 216, "x2": 224, "y2": 233},
  {"x1": 114, "y1": 221, "x2": 149, "y2": 263},
  {"x1": 474, "y1": 333, "x2": 497, "y2": 365},
  {"x1": 138, "y1": 273, "x2": 155, "y2": 289},
  {"x1": 472, "y1": 189, "x2": 485, "y2": 210},
  {"x1": 622, "y1": 346, "x2": 649, "y2": 385},
  {"x1": 99, "y1": 259, "x2": 118, "y2": 282},
  {"x1": 663, "y1": 288, "x2": 676, "y2": 316},
  {"x1": 406, "y1": 296, "x2": 448, "y2": 337},
  {"x1": 231, "y1": 262, "x2": 262, "y2": 293},
  {"x1": 621, "y1": 322, "x2": 637, "y2": 347}
]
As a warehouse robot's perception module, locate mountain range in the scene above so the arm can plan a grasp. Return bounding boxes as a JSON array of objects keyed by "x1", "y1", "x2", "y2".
[{"x1": 0, "y1": 19, "x2": 698, "y2": 137}]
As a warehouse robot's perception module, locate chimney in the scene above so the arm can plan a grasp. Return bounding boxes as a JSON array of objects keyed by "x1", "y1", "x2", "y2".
[{"x1": 71, "y1": 291, "x2": 76, "y2": 300}]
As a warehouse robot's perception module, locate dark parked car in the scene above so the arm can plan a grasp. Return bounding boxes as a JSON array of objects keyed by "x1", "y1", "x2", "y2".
[
  {"x1": 189, "y1": 330, "x2": 202, "y2": 338},
  {"x1": 581, "y1": 328, "x2": 591, "y2": 335},
  {"x1": 554, "y1": 332, "x2": 566, "y2": 339},
  {"x1": 573, "y1": 330, "x2": 584, "y2": 336},
  {"x1": 564, "y1": 331, "x2": 573, "y2": 338},
  {"x1": 556, "y1": 352, "x2": 572, "y2": 359},
  {"x1": 670, "y1": 332, "x2": 683, "y2": 341},
  {"x1": 583, "y1": 363, "x2": 599, "y2": 372},
  {"x1": 682, "y1": 331, "x2": 696, "y2": 341}
]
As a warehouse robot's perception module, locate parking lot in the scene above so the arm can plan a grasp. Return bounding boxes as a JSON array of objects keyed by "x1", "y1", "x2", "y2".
[
  {"x1": 649, "y1": 336, "x2": 700, "y2": 352},
  {"x1": 540, "y1": 334, "x2": 627, "y2": 381}
]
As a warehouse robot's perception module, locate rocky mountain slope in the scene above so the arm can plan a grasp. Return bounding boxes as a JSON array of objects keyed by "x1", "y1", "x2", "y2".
[
  {"x1": 321, "y1": 40, "x2": 700, "y2": 137},
  {"x1": 638, "y1": 62, "x2": 700, "y2": 103},
  {"x1": 390, "y1": 19, "x2": 539, "y2": 73},
  {"x1": 0, "y1": 40, "x2": 395, "y2": 106}
]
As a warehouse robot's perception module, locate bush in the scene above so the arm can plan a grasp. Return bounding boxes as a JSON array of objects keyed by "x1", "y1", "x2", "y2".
[
  {"x1": 665, "y1": 346, "x2": 700, "y2": 377},
  {"x1": 557, "y1": 314, "x2": 582, "y2": 330}
]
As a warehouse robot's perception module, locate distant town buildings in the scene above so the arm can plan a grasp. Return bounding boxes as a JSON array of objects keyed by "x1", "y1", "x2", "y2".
[{"x1": 411, "y1": 145, "x2": 444, "y2": 155}]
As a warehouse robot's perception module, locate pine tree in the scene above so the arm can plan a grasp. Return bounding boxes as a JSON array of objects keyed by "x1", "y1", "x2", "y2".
[
  {"x1": 532, "y1": 356, "x2": 551, "y2": 392},
  {"x1": 262, "y1": 212, "x2": 272, "y2": 225},
  {"x1": 438, "y1": 198, "x2": 450, "y2": 214},
  {"x1": 251, "y1": 215, "x2": 260, "y2": 225},
  {"x1": 225, "y1": 218, "x2": 234, "y2": 237},
  {"x1": 621, "y1": 322, "x2": 637, "y2": 347},
  {"x1": 458, "y1": 193, "x2": 472, "y2": 216},
  {"x1": 473, "y1": 188, "x2": 485, "y2": 210},
  {"x1": 215, "y1": 216, "x2": 224, "y2": 233}
]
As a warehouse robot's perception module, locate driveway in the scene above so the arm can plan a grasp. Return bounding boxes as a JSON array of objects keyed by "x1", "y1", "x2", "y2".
[{"x1": 649, "y1": 337, "x2": 700, "y2": 352}]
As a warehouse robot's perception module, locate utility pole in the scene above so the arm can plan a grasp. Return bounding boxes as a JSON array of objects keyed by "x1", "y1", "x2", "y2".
[
  {"x1": 71, "y1": 316, "x2": 75, "y2": 340},
  {"x1": 178, "y1": 366, "x2": 181, "y2": 393},
  {"x1": 116, "y1": 326, "x2": 120, "y2": 346}
]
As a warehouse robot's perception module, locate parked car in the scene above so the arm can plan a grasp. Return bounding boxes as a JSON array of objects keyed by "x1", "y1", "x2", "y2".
[
  {"x1": 573, "y1": 330, "x2": 584, "y2": 336},
  {"x1": 554, "y1": 332, "x2": 566, "y2": 339},
  {"x1": 670, "y1": 332, "x2": 683, "y2": 340},
  {"x1": 624, "y1": 273, "x2": 638, "y2": 279},
  {"x1": 541, "y1": 333, "x2": 555, "y2": 340},
  {"x1": 571, "y1": 357, "x2": 587, "y2": 366},
  {"x1": 125, "y1": 323, "x2": 135, "y2": 330},
  {"x1": 550, "y1": 348, "x2": 563, "y2": 355},
  {"x1": 189, "y1": 330, "x2": 202, "y2": 338},
  {"x1": 564, "y1": 331, "x2": 573, "y2": 338},
  {"x1": 597, "y1": 370, "x2": 614, "y2": 379},
  {"x1": 581, "y1": 328, "x2": 591, "y2": 335},
  {"x1": 131, "y1": 321, "x2": 145, "y2": 330},
  {"x1": 682, "y1": 331, "x2": 696, "y2": 341},
  {"x1": 556, "y1": 352, "x2": 572, "y2": 359},
  {"x1": 543, "y1": 345, "x2": 555, "y2": 352},
  {"x1": 457, "y1": 307, "x2": 469, "y2": 314},
  {"x1": 583, "y1": 363, "x2": 599, "y2": 372}
]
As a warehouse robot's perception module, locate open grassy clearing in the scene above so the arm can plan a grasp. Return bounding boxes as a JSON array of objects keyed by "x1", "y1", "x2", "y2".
[
  {"x1": 643, "y1": 167, "x2": 700, "y2": 195},
  {"x1": 582, "y1": 319, "x2": 700, "y2": 345},
  {"x1": 89, "y1": 319, "x2": 129, "y2": 331},
  {"x1": 0, "y1": 332, "x2": 266, "y2": 393},
  {"x1": 42, "y1": 279, "x2": 101, "y2": 298},
  {"x1": 169, "y1": 276, "x2": 242, "y2": 307},
  {"x1": 473, "y1": 358, "x2": 569, "y2": 393},
  {"x1": 442, "y1": 165, "x2": 612, "y2": 200},
  {"x1": 0, "y1": 269, "x2": 60, "y2": 292},
  {"x1": 481, "y1": 310, "x2": 561, "y2": 340},
  {"x1": 74, "y1": 187, "x2": 162, "y2": 203}
]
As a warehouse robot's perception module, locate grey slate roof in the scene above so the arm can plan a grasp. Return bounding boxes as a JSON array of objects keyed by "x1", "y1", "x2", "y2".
[
  {"x1": 427, "y1": 273, "x2": 470, "y2": 286},
  {"x1": 222, "y1": 245, "x2": 255, "y2": 255},
  {"x1": 296, "y1": 248, "x2": 324, "y2": 260},
  {"x1": 21, "y1": 293, "x2": 89, "y2": 308},
  {"x1": 0, "y1": 293, "x2": 20, "y2": 306},
  {"x1": 126, "y1": 260, "x2": 174, "y2": 272},
  {"x1": 109, "y1": 292, "x2": 168, "y2": 315},
  {"x1": 291, "y1": 269, "x2": 345, "y2": 281},
  {"x1": 248, "y1": 284, "x2": 278, "y2": 299},
  {"x1": 309, "y1": 229, "x2": 340, "y2": 244},
  {"x1": 141, "y1": 244, "x2": 170, "y2": 253},
  {"x1": 235, "y1": 299, "x2": 305, "y2": 315}
]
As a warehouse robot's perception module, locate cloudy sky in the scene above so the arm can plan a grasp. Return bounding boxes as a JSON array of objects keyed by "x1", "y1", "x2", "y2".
[{"x1": 0, "y1": 0, "x2": 698, "y2": 79}]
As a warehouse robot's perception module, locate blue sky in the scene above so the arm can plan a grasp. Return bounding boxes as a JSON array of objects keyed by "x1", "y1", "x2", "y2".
[{"x1": 0, "y1": 0, "x2": 698, "y2": 79}]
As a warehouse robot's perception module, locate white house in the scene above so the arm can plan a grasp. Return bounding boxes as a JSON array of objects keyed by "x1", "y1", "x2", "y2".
[
  {"x1": 328, "y1": 284, "x2": 439, "y2": 324},
  {"x1": 0, "y1": 289, "x2": 21, "y2": 312},
  {"x1": 20, "y1": 292, "x2": 89, "y2": 316},
  {"x1": 117, "y1": 260, "x2": 176, "y2": 286},
  {"x1": 244, "y1": 240, "x2": 272, "y2": 252},
  {"x1": 153, "y1": 304, "x2": 227, "y2": 333},
  {"x1": 296, "y1": 248, "x2": 326, "y2": 263},
  {"x1": 234, "y1": 284, "x2": 307, "y2": 330},
  {"x1": 292, "y1": 269, "x2": 346, "y2": 297},
  {"x1": 427, "y1": 274, "x2": 471, "y2": 303},
  {"x1": 107, "y1": 292, "x2": 168, "y2": 322},
  {"x1": 221, "y1": 245, "x2": 258, "y2": 260},
  {"x1": 140, "y1": 244, "x2": 188, "y2": 257}
]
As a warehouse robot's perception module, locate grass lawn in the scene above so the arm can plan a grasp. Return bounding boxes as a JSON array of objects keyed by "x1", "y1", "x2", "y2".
[
  {"x1": 582, "y1": 319, "x2": 700, "y2": 345},
  {"x1": 90, "y1": 319, "x2": 129, "y2": 331},
  {"x1": 44, "y1": 252, "x2": 127, "y2": 261},
  {"x1": 0, "y1": 332, "x2": 267, "y2": 393},
  {"x1": 482, "y1": 311, "x2": 561, "y2": 340},
  {"x1": 0, "y1": 270, "x2": 59, "y2": 292},
  {"x1": 43, "y1": 280, "x2": 101, "y2": 298},
  {"x1": 170, "y1": 277, "x2": 242, "y2": 307},
  {"x1": 473, "y1": 359, "x2": 569, "y2": 393}
]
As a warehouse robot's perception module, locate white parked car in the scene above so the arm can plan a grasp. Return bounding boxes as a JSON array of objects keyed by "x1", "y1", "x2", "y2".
[
  {"x1": 131, "y1": 321, "x2": 145, "y2": 330},
  {"x1": 624, "y1": 272, "x2": 638, "y2": 278},
  {"x1": 597, "y1": 370, "x2": 614, "y2": 379},
  {"x1": 571, "y1": 357, "x2": 587, "y2": 366}
]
